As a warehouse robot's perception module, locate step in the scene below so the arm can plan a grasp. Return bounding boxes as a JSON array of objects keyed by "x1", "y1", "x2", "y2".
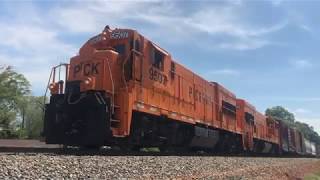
[{"x1": 110, "y1": 119, "x2": 120, "y2": 122}]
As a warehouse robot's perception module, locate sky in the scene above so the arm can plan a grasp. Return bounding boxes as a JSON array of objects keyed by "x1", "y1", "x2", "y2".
[{"x1": 0, "y1": 0, "x2": 319, "y2": 133}]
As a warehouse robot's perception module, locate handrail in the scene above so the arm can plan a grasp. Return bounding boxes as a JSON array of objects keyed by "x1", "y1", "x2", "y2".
[
  {"x1": 106, "y1": 57, "x2": 115, "y2": 114},
  {"x1": 43, "y1": 63, "x2": 70, "y2": 104}
]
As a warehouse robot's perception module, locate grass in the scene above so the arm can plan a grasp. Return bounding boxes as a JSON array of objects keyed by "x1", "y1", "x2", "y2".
[
  {"x1": 304, "y1": 171, "x2": 320, "y2": 180},
  {"x1": 140, "y1": 147, "x2": 160, "y2": 152}
]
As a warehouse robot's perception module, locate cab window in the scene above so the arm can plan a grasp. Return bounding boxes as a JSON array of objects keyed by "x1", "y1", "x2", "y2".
[
  {"x1": 151, "y1": 47, "x2": 164, "y2": 71},
  {"x1": 135, "y1": 40, "x2": 140, "y2": 52},
  {"x1": 113, "y1": 44, "x2": 126, "y2": 55}
]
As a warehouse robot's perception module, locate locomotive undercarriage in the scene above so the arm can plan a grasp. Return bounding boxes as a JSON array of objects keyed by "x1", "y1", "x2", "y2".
[
  {"x1": 123, "y1": 111, "x2": 244, "y2": 153},
  {"x1": 252, "y1": 138, "x2": 279, "y2": 155}
]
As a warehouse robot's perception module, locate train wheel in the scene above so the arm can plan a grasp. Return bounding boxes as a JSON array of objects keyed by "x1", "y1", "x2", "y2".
[
  {"x1": 159, "y1": 146, "x2": 191, "y2": 154},
  {"x1": 82, "y1": 145, "x2": 101, "y2": 150},
  {"x1": 118, "y1": 144, "x2": 141, "y2": 152}
]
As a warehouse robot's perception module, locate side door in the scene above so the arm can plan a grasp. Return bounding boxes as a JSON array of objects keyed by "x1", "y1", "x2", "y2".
[
  {"x1": 245, "y1": 112, "x2": 254, "y2": 151},
  {"x1": 133, "y1": 35, "x2": 143, "y2": 82}
]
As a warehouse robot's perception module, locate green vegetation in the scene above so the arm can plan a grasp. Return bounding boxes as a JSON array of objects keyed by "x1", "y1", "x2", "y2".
[
  {"x1": 20, "y1": 96, "x2": 45, "y2": 138},
  {"x1": 266, "y1": 106, "x2": 295, "y2": 124},
  {"x1": 141, "y1": 147, "x2": 160, "y2": 152},
  {"x1": 266, "y1": 106, "x2": 320, "y2": 144},
  {"x1": 0, "y1": 65, "x2": 44, "y2": 139},
  {"x1": 304, "y1": 171, "x2": 320, "y2": 180}
]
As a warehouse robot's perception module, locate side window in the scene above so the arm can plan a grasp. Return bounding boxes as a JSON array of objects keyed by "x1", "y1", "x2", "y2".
[
  {"x1": 245, "y1": 112, "x2": 254, "y2": 123},
  {"x1": 170, "y1": 62, "x2": 175, "y2": 79},
  {"x1": 113, "y1": 44, "x2": 126, "y2": 55},
  {"x1": 151, "y1": 48, "x2": 164, "y2": 71},
  {"x1": 222, "y1": 101, "x2": 236, "y2": 116},
  {"x1": 189, "y1": 87, "x2": 193, "y2": 97}
]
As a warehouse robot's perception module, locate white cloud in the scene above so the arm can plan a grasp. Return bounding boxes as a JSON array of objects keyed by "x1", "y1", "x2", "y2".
[
  {"x1": 294, "y1": 108, "x2": 311, "y2": 114},
  {"x1": 293, "y1": 110, "x2": 320, "y2": 134},
  {"x1": 47, "y1": 1, "x2": 286, "y2": 50},
  {"x1": 217, "y1": 39, "x2": 270, "y2": 50},
  {"x1": 0, "y1": 1, "x2": 288, "y2": 95},
  {"x1": 52, "y1": 8, "x2": 102, "y2": 33},
  {"x1": 183, "y1": 7, "x2": 287, "y2": 50},
  {"x1": 50, "y1": 1, "x2": 152, "y2": 34},
  {"x1": 188, "y1": 8, "x2": 287, "y2": 38},
  {"x1": 0, "y1": 24, "x2": 75, "y2": 57},
  {"x1": 205, "y1": 69, "x2": 240, "y2": 77},
  {"x1": 290, "y1": 59, "x2": 313, "y2": 69},
  {"x1": 300, "y1": 24, "x2": 312, "y2": 32},
  {"x1": 271, "y1": 0, "x2": 284, "y2": 6},
  {"x1": 296, "y1": 117, "x2": 320, "y2": 134},
  {"x1": 0, "y1": 3, "x2": 77, "y2": 95},
  {"x1": 292, "y1": 108, "x2": 312, "y2": 118}
]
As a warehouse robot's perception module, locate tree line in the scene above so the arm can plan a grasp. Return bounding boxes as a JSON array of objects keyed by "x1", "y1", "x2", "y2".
[
  {"x1": 0, "y1": 65, "x2": 44, "y2": 139},
  {"x1": 0, "y1": 65, "x2": 319, "y2": 144}
]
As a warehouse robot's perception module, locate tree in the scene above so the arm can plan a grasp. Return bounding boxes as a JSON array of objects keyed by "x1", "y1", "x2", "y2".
[
  {"x1": 0, "y1": 65, "x2": 30, "y2": 137},
  {"x1": 0, "y1": 66, "x2": 30, "y2": 104},
  {"x1": 0, "y1": 106, "x2": 16, "y2": 129},
  {"x1": 265, "y1": 106, "x2": 295, "y2": 124},
  {"x1": 23, "y1": 96, "x2": 45, "y2": 138}
]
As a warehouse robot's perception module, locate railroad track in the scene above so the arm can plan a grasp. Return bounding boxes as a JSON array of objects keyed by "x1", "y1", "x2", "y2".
[
  {"x1": 0, "y1": 146, "x2": 307, "y2": 158},
  {"x1": 0, "y1": 139, "x2": 316, "y2": 158}
]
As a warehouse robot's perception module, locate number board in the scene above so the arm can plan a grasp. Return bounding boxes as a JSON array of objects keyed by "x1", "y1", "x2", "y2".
[{"x1": 110, "y1": 31, "x2": 129, "y2": 39}]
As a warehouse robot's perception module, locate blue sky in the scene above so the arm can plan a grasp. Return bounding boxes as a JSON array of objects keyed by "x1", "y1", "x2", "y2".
[{"x1": 0, "y1": 0, "x2": 319, "y2": 133}]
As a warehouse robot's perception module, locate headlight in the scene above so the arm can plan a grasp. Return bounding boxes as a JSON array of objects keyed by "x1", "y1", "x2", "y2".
[
  {"x1": 49, "y1": 83, "x2": 55, "y2": 89},
  {"x1": 84, "y1": 77, "x2": 92, "y2": 85}
]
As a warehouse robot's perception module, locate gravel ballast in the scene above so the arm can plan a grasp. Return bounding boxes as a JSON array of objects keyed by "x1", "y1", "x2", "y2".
[{"x1": 0, "y1": 153, "x2": 319, "y2": 179}]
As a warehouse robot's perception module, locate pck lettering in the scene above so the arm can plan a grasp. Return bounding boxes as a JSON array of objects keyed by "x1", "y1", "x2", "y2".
[{"x1": 73, "y1": 62, "x2": 100, "y2": 77}]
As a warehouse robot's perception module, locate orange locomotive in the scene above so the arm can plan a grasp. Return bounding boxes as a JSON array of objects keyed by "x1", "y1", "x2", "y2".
[{"x1": 44, "y1": 26, "x2": 280, "y2": 153}]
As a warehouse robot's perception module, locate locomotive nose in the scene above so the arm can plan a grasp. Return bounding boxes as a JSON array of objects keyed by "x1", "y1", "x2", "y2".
[
  {"x1": 44, "y1": 49, "x2": 120, "y2": 147},
  {"x1": 43, "y1": 90, "x2": 113, "y2": 147},
  {"x1": 67, "y1": 49, "x2": 119, "y2": 93}
]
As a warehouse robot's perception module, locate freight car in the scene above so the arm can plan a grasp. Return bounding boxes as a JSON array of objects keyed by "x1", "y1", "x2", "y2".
[
  {"x1": 304, "y1": 138, "x2": 317, "y2": 156},
  {"x1": 43, "y1": 26, "x2": 318, "y2": 156},
  {"x1": 277, "y1": 119, "x2": 317, "y2": 156}
]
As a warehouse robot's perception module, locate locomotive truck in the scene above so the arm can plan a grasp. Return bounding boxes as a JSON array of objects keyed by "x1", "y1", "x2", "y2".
[{"x1": 43, "y1": 26, "x2": 318, "y2": 156}]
